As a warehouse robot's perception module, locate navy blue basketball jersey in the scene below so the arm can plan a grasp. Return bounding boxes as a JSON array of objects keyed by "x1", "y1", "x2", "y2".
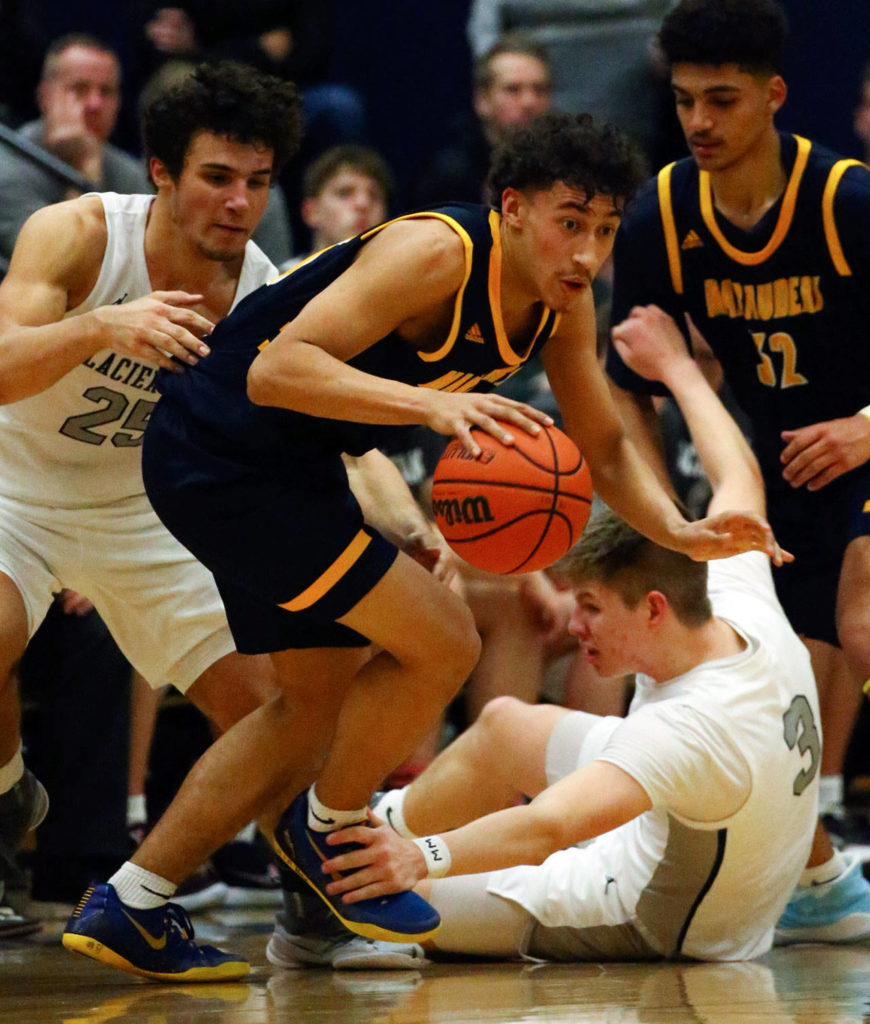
[
  {"x1": 607, "y1": 134, "x2": 870, "y2": 479},
  {"x1": 154, "y1": 203, "x2": 561, "y2": 481}
]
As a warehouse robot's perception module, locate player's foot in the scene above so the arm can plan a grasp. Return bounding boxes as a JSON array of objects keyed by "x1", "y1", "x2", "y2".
[
  {"x1": 270, "y1": 791, "x2": 440, "y2": 944},
  {"x1": 171, "y1": 862, "x2": 229, "y2": 913},
  {"x1": 266, "y1": 916, "x2": 427, "y2": 970},
  {"x1": 775, "y1": 854, "x2": 870, "y2": 945},
  {"x1": 62, "y1": 883, "x2": 250, "y2": 981},
  {"x1": 0, "y1": 770, "x2": 49, "y2": 878},
  {"x1": 265, "y1": 867, "x2": 426, "y2": 970}
]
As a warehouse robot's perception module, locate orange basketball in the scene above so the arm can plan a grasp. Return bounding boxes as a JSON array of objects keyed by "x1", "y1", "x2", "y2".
[{"x1": 431, "y1": 423, "x2": 593, "y2": 574}]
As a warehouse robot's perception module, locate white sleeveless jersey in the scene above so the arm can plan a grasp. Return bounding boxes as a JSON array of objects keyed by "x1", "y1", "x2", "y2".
[
  {"x1": 0, "y1": 192, "x2": 276, "y2": 508},
  {"x1": 490, "y1": 552, "x2": 820, "y2": 961}
]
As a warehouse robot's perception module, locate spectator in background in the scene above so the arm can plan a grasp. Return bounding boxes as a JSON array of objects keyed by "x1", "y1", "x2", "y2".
[
  {"x1": 287, "y1": 144, "x2": 393, "y2": 267},
  {"x1": 415, "y1": 32, "x2": 553, "y2": 207},
  {"x1": 0, "y1": 34, "x2": 149, "y2": 263}
]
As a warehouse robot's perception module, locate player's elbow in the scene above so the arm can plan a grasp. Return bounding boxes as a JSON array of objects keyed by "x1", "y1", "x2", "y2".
[
  {"x1": 524, "y1": 803, "x2": 582, "y2": 862},
  {"x1": 246, "y1": 348, "x2": 292, "y2": 408}
]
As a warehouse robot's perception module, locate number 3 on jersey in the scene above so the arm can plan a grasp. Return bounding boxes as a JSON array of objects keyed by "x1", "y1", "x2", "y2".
[
  {"x1": 782, "y1": 694, "x2": 820, "y2": 797},
  {"x1": 60, "y1": 386, "x2": 156, "y2": 447},
  {"x1": 752, "y1": 332, "x2": 808, "y2": 389}
]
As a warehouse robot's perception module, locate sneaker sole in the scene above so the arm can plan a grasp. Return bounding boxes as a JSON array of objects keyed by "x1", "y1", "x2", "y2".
[
  {"x1": 269, "y1": 838, "x2": 438, "y2": 945},
  {"x1": 62, "y1": 932, "x2": 251, "y2": 982}
]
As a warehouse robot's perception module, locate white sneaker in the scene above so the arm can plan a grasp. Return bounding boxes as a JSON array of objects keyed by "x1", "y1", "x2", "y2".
[{"x1": 266, "y1": 918, "x2": 427, "y2": 970}]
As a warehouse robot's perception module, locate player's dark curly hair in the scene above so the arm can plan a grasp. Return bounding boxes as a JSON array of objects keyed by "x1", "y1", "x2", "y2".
[
  {"x1": 142, "y1": 61, "x2": 302, "y2": 180},
  {"x1": 486, "y1": 112, "x2": 646, "y2": 210},
  {"x1": 658, "y1": 0, "x2": 788, "y2": 75}
]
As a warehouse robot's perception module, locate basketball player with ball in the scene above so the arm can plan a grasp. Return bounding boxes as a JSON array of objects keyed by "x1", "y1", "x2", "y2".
[{"x1": 95, "y1": 112, "x2": 785, "y2": 974}]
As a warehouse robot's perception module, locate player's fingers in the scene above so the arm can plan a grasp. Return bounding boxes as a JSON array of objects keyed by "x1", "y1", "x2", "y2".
[
  {"x1": 165, "y1": 304, "x2": 215, "y2": 338},
  {"x1": 452, "y1": 422, "x2": 482, "y2": 457},
  {"x1": 151, "y1": 290, "x2": 205, "y2": 306},
  {"x1": 154, "y1": 325, "x2": 211, "y2": 362},
  {"x1": 471, "y1": 414, "x2": 515, "y2": 446},
  {"x1": 487, "y1": 404, "x2": 546, "y2": 436}
]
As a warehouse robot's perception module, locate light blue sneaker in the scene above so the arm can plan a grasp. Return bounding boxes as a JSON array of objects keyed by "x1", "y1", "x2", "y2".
[{"x1": 775, "y1": 854, "x2": 870, "y2": 945}]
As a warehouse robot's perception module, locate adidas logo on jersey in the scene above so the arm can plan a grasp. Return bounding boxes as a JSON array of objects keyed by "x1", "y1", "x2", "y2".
[
  {"x1": 681, "y1": 230, "x2": 703, "y2": 250},
  {"x1": 464, "y1": 323, "x2": 485, "y2": 344}
]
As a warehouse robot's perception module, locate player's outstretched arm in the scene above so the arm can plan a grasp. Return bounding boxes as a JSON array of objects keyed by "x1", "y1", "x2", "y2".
[
  {"x1": 0, "y1": 198, "x2": 214, "y2": 403},
  {"x1": 612, "y1": 305, "x2": 791, "y2": 565},
  {"x1": 319, "y1": 759, "x2": 651, "y2": 902},
  {"x1": 541, "y1": 295, "x2": 780, "y2": 562}
]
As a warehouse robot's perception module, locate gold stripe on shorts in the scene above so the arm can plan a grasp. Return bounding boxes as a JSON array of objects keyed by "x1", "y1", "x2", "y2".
[{"x1": 279, "y1": 529, "x2": 372, "y2": 612}]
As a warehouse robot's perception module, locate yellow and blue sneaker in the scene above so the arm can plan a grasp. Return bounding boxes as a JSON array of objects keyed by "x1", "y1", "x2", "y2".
[
  {"x1": 62, "y1": 884, "x2": 250, "y2": 982},
  {"x1": 271, "y1": 792, "x2": 439, "y2": 944}
]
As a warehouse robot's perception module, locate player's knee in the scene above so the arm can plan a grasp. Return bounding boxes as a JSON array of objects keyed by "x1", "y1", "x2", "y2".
[
  {"x1": 476, "y1": 695, "x2": 527, "y2": 747},
  {"x1": 428, "y1": 596, "x2": 481, "y2": 692}
]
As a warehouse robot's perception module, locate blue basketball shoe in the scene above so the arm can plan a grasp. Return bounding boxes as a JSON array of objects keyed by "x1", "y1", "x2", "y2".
[
  {"x1": 775, "y1": 854, "x2": 870, "y2": 945},
  {"x1": 270, "y1": 791, "x2": 440, "y2": 944},
  {"x1": 62, "y1": 884, "x2": 250, "y2": 981}
]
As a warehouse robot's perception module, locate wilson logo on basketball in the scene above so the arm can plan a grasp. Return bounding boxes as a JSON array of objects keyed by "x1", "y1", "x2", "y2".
[
  {"x1": 441, "y1": 444, "x2": 496, "y2": 465},
  {"x1": 432, "y1": 495, "x2": 496, "y2": 526}
]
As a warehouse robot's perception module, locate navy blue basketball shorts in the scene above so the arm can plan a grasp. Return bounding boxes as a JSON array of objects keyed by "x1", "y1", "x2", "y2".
[
  {"x1": 769, "y1": 465, "x2": 870, "y2": 648},
  {"x1": 149, "y1": 463, "x2": 398, "y2": 655}
]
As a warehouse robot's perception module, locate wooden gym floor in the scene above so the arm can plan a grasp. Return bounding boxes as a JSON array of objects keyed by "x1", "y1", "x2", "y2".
[{"x1": 3, "y1": 910, "x2": 870, "y2": 1023}]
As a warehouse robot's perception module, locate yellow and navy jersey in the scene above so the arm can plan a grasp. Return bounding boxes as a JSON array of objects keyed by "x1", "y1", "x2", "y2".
[
  {"x1": 153, "y1": 202, "x2": 560, "y2": 476},
  {"x1": 607, "y1": 133, "x2": 870, "y2": 481}
]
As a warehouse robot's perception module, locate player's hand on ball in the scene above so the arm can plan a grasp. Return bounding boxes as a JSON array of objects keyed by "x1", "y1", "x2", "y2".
[
  {"x1": 676, "y1": 510, "x2": 793, "y2": 565},
  {"x1": 423, "y1": 391, "x2": 552, "y2": 456}
]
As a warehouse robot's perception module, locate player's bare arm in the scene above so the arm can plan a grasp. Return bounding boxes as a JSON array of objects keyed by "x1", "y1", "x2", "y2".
[
  {"x1": 613, "y1": 305, "x2": 791, "y2": 564},
  {"x1": 546, "y1": 296, "x2": 781, "y2": 562},
  {"x1": 344, "y1": 449, "x2": 458, "y2": 586},
  {"x1": 779, "y1": 415, "x2": 870, "y2": 491},
  {"x1": 248, "y1": 218, "x2": 552, "y2": 455},
  {"x1": 320, "y1": 760, "x2": 651, "y2": 902},
  {"x1": 0, "y1": 197, "x2": 214, "y2": 403}
]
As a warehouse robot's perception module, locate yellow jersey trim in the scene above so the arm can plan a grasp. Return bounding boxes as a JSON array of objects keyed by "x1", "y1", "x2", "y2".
[
  {"x1": 487, "y1": 210, "x2": 551, "y2": 365},
  {"x1": 657, "y1": 163, "x2": 683, "y2": 295},
  {"x1": 822, "y1": 159, "x2": 868, "y2": 276},
  {"x1": 698, "y1": 135, "x2": 811, "y2": 266},
  {"x1": 356, "y1": 212, "x2": 474, "y2": 364},
  {"x1": 280, "y1": 529, "x2": 372, "y2": 612}
]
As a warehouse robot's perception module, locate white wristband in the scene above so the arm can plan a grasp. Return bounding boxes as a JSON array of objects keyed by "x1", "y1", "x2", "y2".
[
  {"x1": 859, "y1": 405, "x2": 870, "y2": 422},
  {"x1": 412, "y1": 834, "x2": 452, "y2": 878}
]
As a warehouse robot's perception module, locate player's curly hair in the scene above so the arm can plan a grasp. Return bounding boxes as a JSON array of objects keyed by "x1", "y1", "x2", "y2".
[
  {"x1": 658, "y1": 0, "x2": 788, "y2": 75},
  {"x1": 558, "y1": 509, "x2": 712, "y2": 627},
  {"x1": 142, "y1": 61, "x2": 302, "y2": 180},
  {"x1": 486, "y1": 112, "x2": 646, "y2": 210}
]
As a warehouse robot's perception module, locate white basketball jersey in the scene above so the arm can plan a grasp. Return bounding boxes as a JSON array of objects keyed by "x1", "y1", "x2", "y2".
[{"x1": 0, "y1": 192, "x2": 276, "y2": 507}]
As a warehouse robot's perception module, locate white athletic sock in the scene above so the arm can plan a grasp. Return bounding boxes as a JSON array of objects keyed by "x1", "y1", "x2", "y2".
[
  {"x1": 818, "y1": 774, "x2": 844, "y2": 816},
  {"x1": 799, "y1": 850, "x2": 848, "y2": 889},
  {"x1": 307, "y1": 784, "x2": 367, "y2": 833},
  {"x1": 234, "y1": 820, "x2": 256, "y2": 843},
  {"x1": 108, "y1": 862, "x2": 177, "y2": 910},
  {"x1": 372, "y1": 787, "x2": 418, "y2": 838},
  {"x1": 0, "y1": 744, "x2": 24, "y2": 795},
  {"x1": 126, "y1": 794, "x2": 147, "y2": 828}
]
